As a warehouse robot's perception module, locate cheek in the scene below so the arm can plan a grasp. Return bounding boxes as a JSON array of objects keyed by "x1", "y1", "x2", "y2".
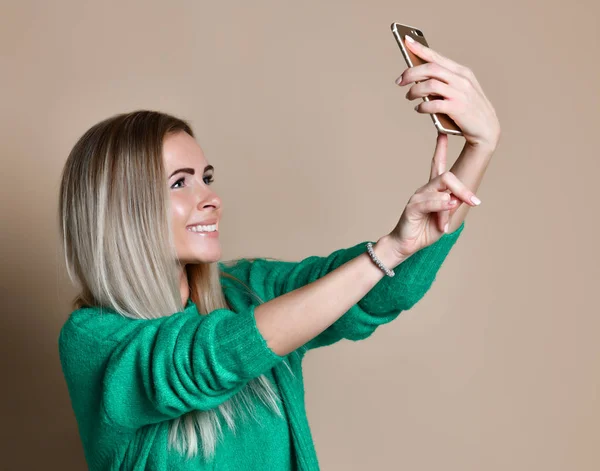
[{"x1": 170, "y1": 193, "x2": 192, "y2": 223}]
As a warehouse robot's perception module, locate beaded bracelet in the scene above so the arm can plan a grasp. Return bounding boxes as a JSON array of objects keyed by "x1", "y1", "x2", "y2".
[{"x1": 366, "y1": 242, "x2": 395, "y2": 277}]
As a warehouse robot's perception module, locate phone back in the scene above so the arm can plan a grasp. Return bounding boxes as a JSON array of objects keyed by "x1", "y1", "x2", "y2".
[{"x1": 391, "y1": 23, "x2": 462, "y2": 136}]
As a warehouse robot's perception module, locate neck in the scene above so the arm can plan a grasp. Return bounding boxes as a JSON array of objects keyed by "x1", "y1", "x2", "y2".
[{"x1": 179, "y1": 267, "x2": 189, "y2": 306}]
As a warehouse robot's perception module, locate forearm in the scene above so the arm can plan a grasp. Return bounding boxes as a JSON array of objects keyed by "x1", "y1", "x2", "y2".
[
  {"x1": 254, "y1": 237, "x2": 403, "y2": 356},
  {"x1": 447, "y1": 142, "x2": 495, "y2": 232}
]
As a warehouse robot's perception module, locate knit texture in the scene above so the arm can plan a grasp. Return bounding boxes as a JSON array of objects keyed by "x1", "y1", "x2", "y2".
[{"x1": 58, "y1": 221, "x2": 465, "y2": 470}]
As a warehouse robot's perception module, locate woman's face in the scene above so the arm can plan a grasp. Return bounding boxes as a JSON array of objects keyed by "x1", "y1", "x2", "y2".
[{"x1": 163, "y1": 131, "x2": 222, "y2": 267}]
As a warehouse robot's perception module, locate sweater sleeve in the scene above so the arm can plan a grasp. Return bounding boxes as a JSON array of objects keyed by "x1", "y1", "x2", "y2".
[
  {"x1": 58, "y1": 303, "x2": 286, "y2": 430},
  {"x1": 305, "y1": 221, "x2": 465, "y2": 350},
  {"x1": 229, "y1": 221, "x2": 465, "y2": 351}
]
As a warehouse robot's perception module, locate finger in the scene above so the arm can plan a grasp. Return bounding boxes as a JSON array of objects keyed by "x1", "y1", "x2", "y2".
[
  {"x1": 415, "y1": 98, "x2": 464, "y2": 138},
  {"x1": 397, "y1": 62, "x2": 483, "y2": 103},
  {"x1": 441, "y1": 193, "x2": 463, "y2": 232},
  {"x1": 403, "y1": 35, "x2": 465, "y2": 76},
  {"x1": 402, "y1": 35, "x2": 487, "y2": 98},
  {"x1": 414, "y1": 97, "x2": 457, "y2": 118},
  {"x1": 438, "y1": 194, "x2": 458, "y2": 233},
  {"x1": 409, "y1": 192, "x2": 458, "y2": 217},
  {"x1": 430, "y1": 132, "x2": 448, "y2": 181},
  {"x1": 439, "y1": 203, "x2": 451, "y2": 233},
  {"x1": 405, "y1": 79, "x2": 458, "y2": 102},
  {"x1": 434, "y1": 130, "x2": 450, "y2": 233},
  {"x1": 437, "y1": 200, "x2": 446, "y2": 232},
  {"x1": 436, "y1": 211, "x2": 448, "y2": 232},
  {"x1": 410, "y1": 190, "x2": 462, "y2": 224},
  {"x1": 397, "y1": 62, "x2": 456, "y2": 88},
  {"x1": 426, "y1": 171, "x2": 482, "y2": 207}
]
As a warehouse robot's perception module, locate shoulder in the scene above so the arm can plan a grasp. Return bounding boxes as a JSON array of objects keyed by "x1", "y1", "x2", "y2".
[
  {"x1": 58, "y1": 306, "x2": 126, "y2": 352},
  {"x1": 58, "y1": 305, "x2": 162, "y2": 350},
  {"x1": 219, "y1": 257, "x2": 283, "y2": 290}
]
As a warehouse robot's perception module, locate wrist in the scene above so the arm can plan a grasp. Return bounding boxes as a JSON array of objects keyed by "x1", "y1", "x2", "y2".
[
  {"x1": 373, "y1": 235, "x2": 409, "y2": 270},
  {"x1": 465, "y1": 137, "x2": 498, "y2": 156}
]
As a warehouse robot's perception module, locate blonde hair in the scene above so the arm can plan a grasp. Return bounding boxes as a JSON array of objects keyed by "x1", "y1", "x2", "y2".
[{"x1": 58, "y1": 109, "x2": 295, "y2": 461}]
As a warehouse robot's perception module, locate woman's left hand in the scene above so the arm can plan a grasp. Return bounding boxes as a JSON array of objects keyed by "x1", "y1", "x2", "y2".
[{"x1": 396, "y1": 35, "x2": 501, "y2": 152}]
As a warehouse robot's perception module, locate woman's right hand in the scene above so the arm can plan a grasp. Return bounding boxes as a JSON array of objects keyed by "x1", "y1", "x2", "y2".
[{"x1": 385, "y1": 132, "x2": 481, "y2": 261}]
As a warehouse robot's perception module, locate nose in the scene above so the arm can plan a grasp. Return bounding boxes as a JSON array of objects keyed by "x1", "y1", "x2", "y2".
[{"x1": 197, "y1": 188, "x2": 221, "y2": 212}]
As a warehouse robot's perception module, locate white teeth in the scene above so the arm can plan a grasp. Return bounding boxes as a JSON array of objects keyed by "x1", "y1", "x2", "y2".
[{"x1": 187, "y1": 223, "x2": 217, "y2": 233}]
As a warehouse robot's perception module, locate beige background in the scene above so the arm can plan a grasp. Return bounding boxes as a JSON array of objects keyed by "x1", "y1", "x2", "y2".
[{"x1": 2, "y1": 0, "x2": 599, "y2": 469}]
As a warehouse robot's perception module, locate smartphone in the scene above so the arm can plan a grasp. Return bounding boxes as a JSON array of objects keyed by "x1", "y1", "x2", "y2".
[{"x1": 391, "y1": 23, "x2": 462, "y2": 136}]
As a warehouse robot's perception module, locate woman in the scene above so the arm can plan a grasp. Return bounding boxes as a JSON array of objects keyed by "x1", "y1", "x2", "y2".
[{"x1": 57, "y1": 37, "x2": 499, "y2": 470}]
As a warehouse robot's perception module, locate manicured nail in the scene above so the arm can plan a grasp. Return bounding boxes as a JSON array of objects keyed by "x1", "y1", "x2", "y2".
[
  {"x1": 471, "y1": 195, "x2": 481, "y2": 205},
  {"x1": 414, "y1": 104, "x2": 419, "y2": 111},
  {"x1": 395, "y1": 76, "x2": 402, "y2": 85},
  {"x1": 405, "y1": 35, "x2": 415, "y2": 43}
]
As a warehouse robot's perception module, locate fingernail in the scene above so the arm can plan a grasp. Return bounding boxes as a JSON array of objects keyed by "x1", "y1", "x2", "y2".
[
  {"x1": 395, "y1": 76, "x2": 402, "y2": 85},
  {"x1": 471, "y1": 195, "x2": 481, "y2": 205},
  {"x1": 414, "y1": 104, "x2": 419, "y2": 111},
  {"x1": 444, "y1": 223, "x2": 449, "y2": 233},
  {"x1": 405, "y1": 35, "x2": 415, "y2": 43}
]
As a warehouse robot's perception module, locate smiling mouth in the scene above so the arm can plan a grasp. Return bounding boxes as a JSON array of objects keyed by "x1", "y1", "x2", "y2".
[{"x1": 186, "y1": 222, "x2": 219, "y2": 234}]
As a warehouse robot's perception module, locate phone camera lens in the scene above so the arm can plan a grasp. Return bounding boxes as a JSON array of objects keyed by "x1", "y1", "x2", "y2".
[{"x1": 413, "y1": 30, "x2": 423, "y2": 37}]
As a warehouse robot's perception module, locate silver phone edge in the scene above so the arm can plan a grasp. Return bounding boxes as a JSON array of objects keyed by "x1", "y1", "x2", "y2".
[
  {"x1": 391, "y1": 24, "x2": 415, "y2": 69},
  {"x1": 432, "y1": 114, "x2": 463, "y2": 135}
]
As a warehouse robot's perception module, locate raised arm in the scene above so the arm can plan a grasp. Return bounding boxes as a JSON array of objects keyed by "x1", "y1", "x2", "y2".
[
  {"x1": 253, "y1": 233, "x2": 407, "y2": 356},
  {"x1": 223, "y1": 220, "x2": 464, "y2": 353}
]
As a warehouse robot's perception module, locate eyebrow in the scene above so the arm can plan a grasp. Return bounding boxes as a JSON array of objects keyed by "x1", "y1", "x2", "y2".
[{"x1": 169, "y1": 165, "x2": 214, "y2": 179}]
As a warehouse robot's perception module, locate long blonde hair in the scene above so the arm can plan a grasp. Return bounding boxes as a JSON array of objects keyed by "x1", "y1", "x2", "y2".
[{"x1": 58, "y1": 109, "x2": 294, "y2": 461}]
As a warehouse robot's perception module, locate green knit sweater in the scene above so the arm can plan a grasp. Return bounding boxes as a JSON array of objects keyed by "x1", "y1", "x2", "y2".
[{"x1": 58, "y1": 222, "x2": 464, "y2": 470}]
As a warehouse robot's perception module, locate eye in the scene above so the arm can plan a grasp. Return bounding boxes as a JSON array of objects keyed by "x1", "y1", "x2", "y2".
[
  {"x1": 171, "y1": 175, "x2": 215, "y2": 189},
  {"x1": 171, "y1": 177, "x2": 185, "y2": 189}
]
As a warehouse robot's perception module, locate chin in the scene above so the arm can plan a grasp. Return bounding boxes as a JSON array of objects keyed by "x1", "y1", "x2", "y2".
[
  {"x1": 188, "y1": 250, "x2": 222, "y2": 265},
  {"x1": 179, "y1": 258, "x2": 221, "y2": 267}
]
